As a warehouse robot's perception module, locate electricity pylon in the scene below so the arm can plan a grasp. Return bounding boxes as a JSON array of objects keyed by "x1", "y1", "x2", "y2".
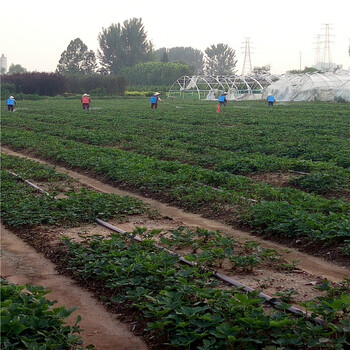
[{"x1": 241, "y1": 38, "x2": 253, "y2": 76}]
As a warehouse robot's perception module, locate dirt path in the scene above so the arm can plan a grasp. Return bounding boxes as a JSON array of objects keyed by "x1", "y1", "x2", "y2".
[
  {"x1": 2, "y1": 147, "x2": 349, "y2": 283},
  {"x1": 0, "y1": 224, "x2": 148, "y2": 350}
]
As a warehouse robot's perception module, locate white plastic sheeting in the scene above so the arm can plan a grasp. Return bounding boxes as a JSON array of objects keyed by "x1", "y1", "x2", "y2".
[
  {"x1": 335, "y1": 80, "x2": 350, "y2": 102},
  {"x1": 262, "y1": 70, "x2": 350, "y2": 102}
]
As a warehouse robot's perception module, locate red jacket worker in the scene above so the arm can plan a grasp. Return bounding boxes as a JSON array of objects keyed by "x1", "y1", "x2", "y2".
[{"x1": 81, "y1": 94, "x2": 91, "y2": 110}]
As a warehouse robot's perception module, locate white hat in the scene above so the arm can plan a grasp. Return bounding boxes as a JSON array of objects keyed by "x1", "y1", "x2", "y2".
[
  {"x1": 154, "y1": 92, "x2": 160, "y2": 96},
  {"x1": 223, "y1": 92, "x2": 228, "y2": 95},
  {"x1": 9, "y1": 96, "x2": 14, "y2": 99},
  {"x1": 83, "y1": 93, "x2": 88, "y2": 96}
]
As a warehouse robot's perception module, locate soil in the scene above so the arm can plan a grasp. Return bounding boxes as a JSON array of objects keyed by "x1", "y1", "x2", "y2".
[
  {"x1": 0, "y1": 224, "x2": 148, "y2": 350},
  {"x1": 1, "y1": 146, "x2": 350, "y2": 348},
  {"x1": 247, "y1": 172, "x2": 350, "y2": 202},
  {"x1": 247, "y1": 172, "x2": 297, "y2": 188}
]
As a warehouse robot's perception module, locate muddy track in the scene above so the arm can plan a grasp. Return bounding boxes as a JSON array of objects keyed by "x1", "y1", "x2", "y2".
[{"x1": 2, "y1": 146, "x2": 349, "y2": 283}]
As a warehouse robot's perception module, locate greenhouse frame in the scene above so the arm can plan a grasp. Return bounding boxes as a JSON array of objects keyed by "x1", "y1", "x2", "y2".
[{"x1": 168, "y1": 75, "x2": 275, "y2": 100}]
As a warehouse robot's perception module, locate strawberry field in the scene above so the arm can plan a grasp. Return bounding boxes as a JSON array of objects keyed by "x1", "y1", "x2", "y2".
[
  {"x1": 1, "y1": 98, "x2": 350, "y2": 349},
  {"x1": 1, "y1": 99, "x2": 350, "y2": 260}
]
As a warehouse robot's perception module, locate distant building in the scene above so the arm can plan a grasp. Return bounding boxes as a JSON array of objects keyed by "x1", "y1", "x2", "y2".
[{"x1": 1, "y1": 54, "x2": 7, "y2": 74}]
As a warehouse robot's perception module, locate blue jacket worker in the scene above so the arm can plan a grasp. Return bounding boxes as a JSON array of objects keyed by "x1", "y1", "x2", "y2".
[
  {"x1": 267, "y1": 94, "x2": 275, "y2": 106},
  {"x1": 150, "y1": 92, "x2": 161, "y2": 109},
  {"x1": 218, "y1": 92, "x2": 228, "y2": 106},
  {"x1": 6, "y1": 96, "x2": 16, "y2": 111}
]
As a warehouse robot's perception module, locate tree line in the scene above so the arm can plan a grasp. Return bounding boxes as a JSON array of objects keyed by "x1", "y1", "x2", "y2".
[
  {"x1": 2, "y1": 17, "x2": 271, "y2": 96},
  {"x1": 56, "y1": 18, "x2": 238, "y2": 78},
  {"x1": 1, "y1": 73, "x2": 67, "y2": 97},
  {"x1": 1, "y1": 73, "x2": 130, "y2": 97}
]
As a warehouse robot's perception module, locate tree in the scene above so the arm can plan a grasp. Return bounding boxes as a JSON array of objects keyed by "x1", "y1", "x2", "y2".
[
  {"x1": 98, "y1": 23, "x2": 123, "y2": 75},
  {"x1": 56, "y1": 38, "x2": 97, "y2": 75},
  {"x1": 98, "y1": 18, "x2": 153, "y2": 75},
  {"x1": 287, "y1": 66, "x2": 319, "y2": 74},
  {"x1": 155, "y1": 47, "x2": 204, "y2": 74},
  {"x1": 161, "y1": 51, "x2": 169, "y2": 63},
  {"x1": 8, "y1": 64, "x2": 27, "y2": 74},
  {"x1": 121, "y1": 18, "x2": 153, "y2": 67},
  {"x1": 169, "y1": 47, "x2": 204, "y2": 74},
  {"x1": 252, "y1": 65, "x2": 271, "y2": 75},
  {"x1": 121, "y1": 62, "x2": 193, "y2": 86},
  {"x1": 204, "y1": 43, "x2": 237, "y2": 75}
]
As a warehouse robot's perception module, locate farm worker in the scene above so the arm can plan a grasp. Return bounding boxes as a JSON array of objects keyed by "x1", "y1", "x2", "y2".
[
  {"x1": 150, "y1": 92, "x2": 161, "y2": 109},
  {"x1": 267, "y1": 94, "x2": 275, "y2": 106},
  {"x1": 218, "y1": 92, "x2": 227, "y2": 107},
  {"x1": 6, "y1": 96, "x2": 16, "y2": 111},
  {"x1": 81, "y1": 93, "x2": 91, "y2": 110}
]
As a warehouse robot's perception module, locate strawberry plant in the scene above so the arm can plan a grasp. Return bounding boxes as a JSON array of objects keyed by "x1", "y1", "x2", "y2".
[
  {"x1": 0, "y1": 279, "x2": 91, "y2": 349},
  {"x1": 1, "y1": 99, "x2": 350, "y2": 260},
  {"x1": 289, "y1": 171, "x2": 349, "y2": 194},
  {"x1": 230, "y1": 253, "x2": 262, "y2": 272},
  {"x1": 274, "y1": 288, "x2": 299, "y2": 303},
  {"x1": 1, "y1": 164, "x2": 148, "y2": 228},
  {"x1": 60, "y1": 233, "x2": 350, "y2": 349}
]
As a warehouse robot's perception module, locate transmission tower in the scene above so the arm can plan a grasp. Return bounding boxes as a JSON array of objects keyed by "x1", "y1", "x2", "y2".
[
  {"x1": 241, "y1": 38, "x2": 253, "y2": 75},
  {"x1": 320, "y1": 24, "x2": 334, "y2": 71}
]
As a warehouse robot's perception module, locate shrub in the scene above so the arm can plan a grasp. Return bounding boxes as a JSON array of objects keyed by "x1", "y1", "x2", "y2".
[
  {"x1": 65, "y1": 74, "x2": 128, "y2": 95},
  {"x1": 2, "y1": 73, "x2": 68, "y2": 96}
]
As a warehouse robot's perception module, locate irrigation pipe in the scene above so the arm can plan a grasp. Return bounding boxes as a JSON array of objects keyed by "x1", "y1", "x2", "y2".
[
  {"x1": 6, "y1": 170, "x2": 323, "y2": 325},
  {"x1": 288, "y1": 170, "x2": 309, "y2": 175},
  {"x1": 96, "y1": 218, "x2": 324, "y2": 325},
  {"x1": 7, "y1": 171, "x2": 52, "y2": 197}
]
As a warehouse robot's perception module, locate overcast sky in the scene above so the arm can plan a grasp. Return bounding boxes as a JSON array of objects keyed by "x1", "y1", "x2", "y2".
[{"x1": 1, "y1": 0, "x2": 349, "y2": 75}]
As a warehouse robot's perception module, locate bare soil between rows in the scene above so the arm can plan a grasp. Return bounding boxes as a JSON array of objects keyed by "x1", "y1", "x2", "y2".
[{"x1": 246, "y1": 172, "x2": 350, "y2": 202}]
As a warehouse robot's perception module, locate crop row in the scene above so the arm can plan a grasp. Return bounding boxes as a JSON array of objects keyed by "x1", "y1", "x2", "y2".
[
  {"x1": 134, "y1": 226, "x2": 301, "y2": 274},
  {"x1": 2, "y1": 127, "x2": 350, "y2": 258},
  {"x1": 62, "y1": 232, "x2": 350, "y2": 349},
  {"x1": 1, "y1": 153, "x2": 350, "y2": 349},
  {"x1": 2, "y1": 100, "x2": 350, "y2": 196},
  {"x1": 1, "y1": 279, "x2": 90, "y2": 349},
  {"x1": 3, "y1": 116, "x2": 350, "y2": 194},
  {"x1": 1, "y1": 154, "x2": 148, "y2": 228},
  {"x1": 1, "y1": 153, "x2": 309, "y2": 277},
  {"x1": 0, "y1": 153, "x2": 296, "y2": 275},
  {"x1": 4, "y1": 108, "x2": 350, "y2": 168}
]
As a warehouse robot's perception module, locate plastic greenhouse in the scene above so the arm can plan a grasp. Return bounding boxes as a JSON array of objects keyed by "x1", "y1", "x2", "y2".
[
  {"x1": 335, "y1": 79, "x2": 350, "y2": 102},
  {"x1": 262, "y1": 70, "x2": 350, "y2": 102},
  {"x1": 168, "y1": 75, "x2": 275, "y2": 100}
]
